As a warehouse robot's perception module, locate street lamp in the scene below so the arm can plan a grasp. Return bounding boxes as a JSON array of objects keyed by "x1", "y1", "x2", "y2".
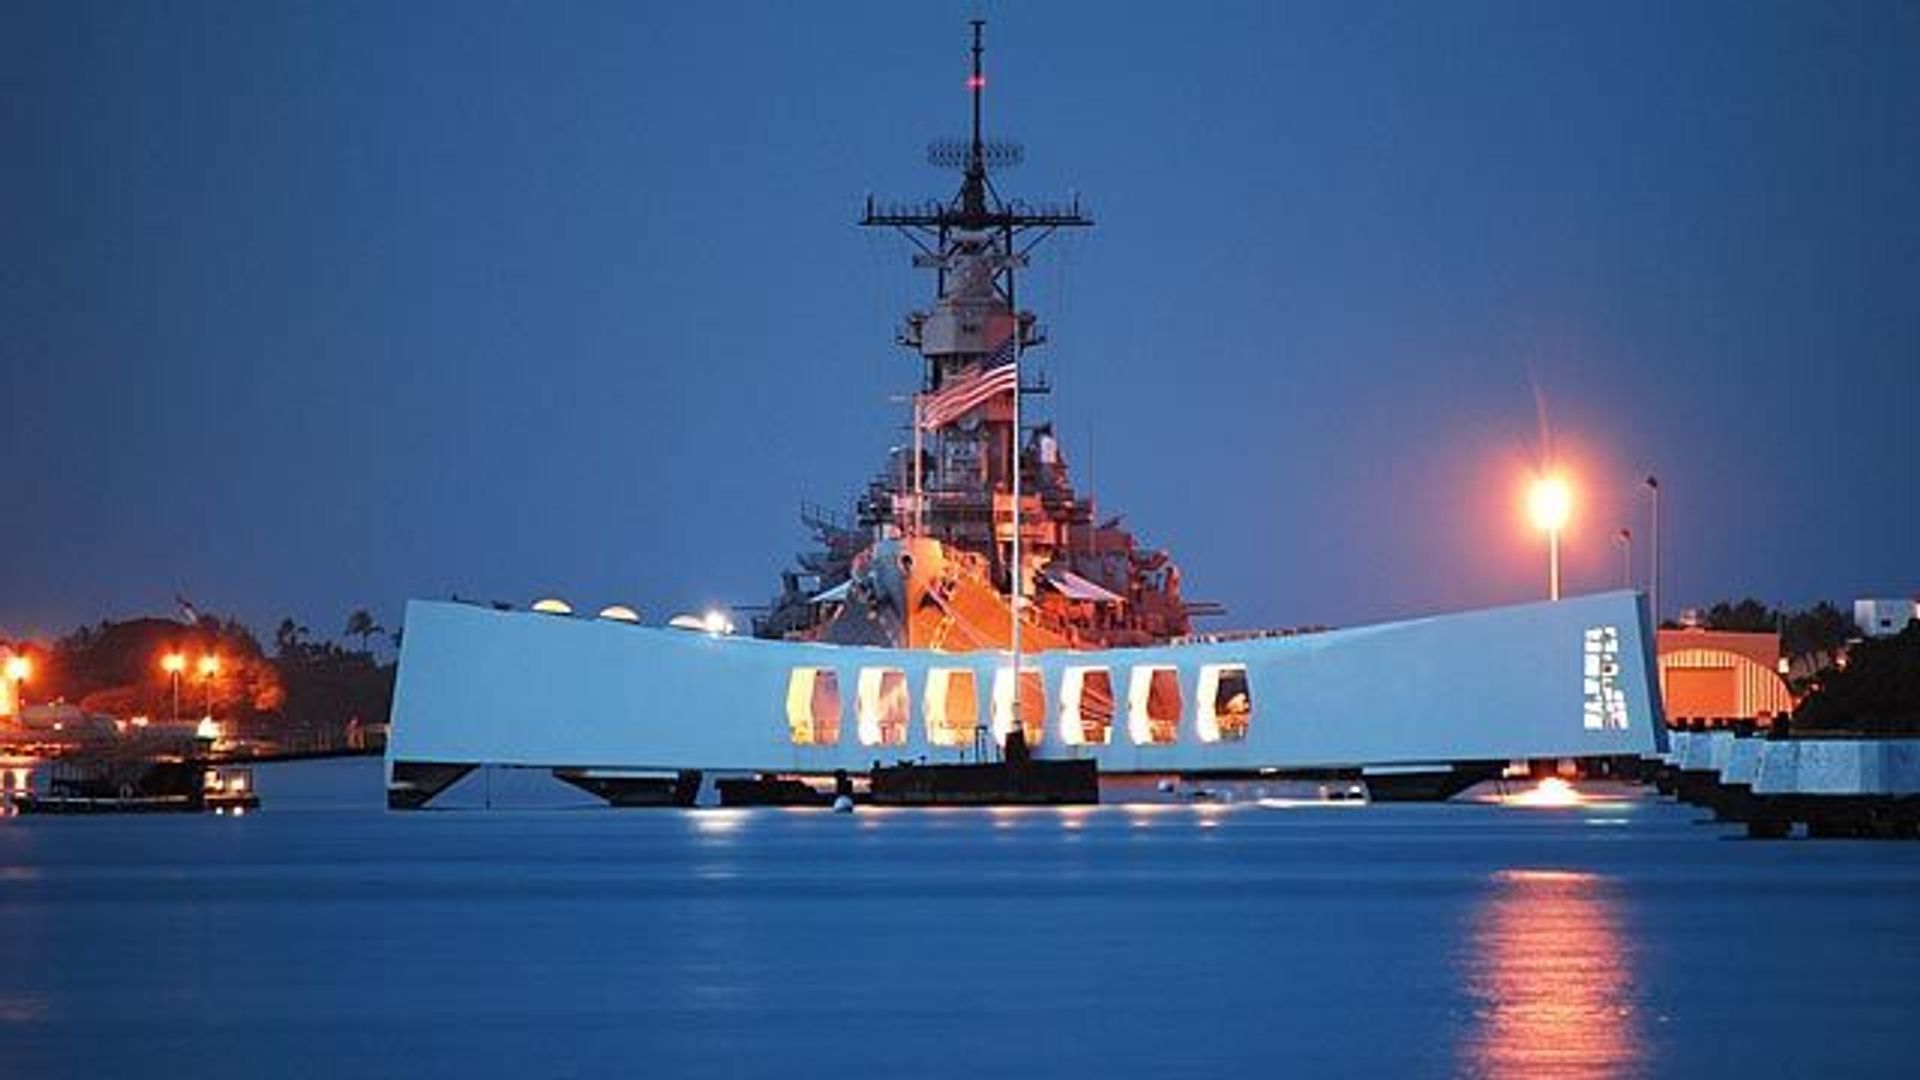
[
  {"x1": 4, "y1": 655, "x2": 30, "y2": 718},
  {"x1": 1644, "y1": 475, "x2": 1662, "y2": 626},
  {"x1": 1527, "y1": 474, "x2": 1572, "y2": 601},
  {"x1": 197, "y1": 654, "x2": 220, "y2": 720},
  {"x1": 162, "y1": 651, "x2": 187, "y2": 724}
]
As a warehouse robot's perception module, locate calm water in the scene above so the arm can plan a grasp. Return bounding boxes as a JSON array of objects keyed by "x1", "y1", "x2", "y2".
[{"x1": 3, "y1": 761, "x2": 1917, "y2": 1078}]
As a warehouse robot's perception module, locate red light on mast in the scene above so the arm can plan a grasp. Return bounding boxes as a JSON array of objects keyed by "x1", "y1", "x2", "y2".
[{"x1": 967, "y1": 75, "x2": 986, "y2": 90}]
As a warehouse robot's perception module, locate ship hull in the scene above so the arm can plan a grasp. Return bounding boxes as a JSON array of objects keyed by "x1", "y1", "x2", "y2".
[
  {"x1": 807, "y1": 536, "x2": 1081, "y2": 652},
  {"x1": 387, "y1": 592, "x2": 1665, "y2": 807}
]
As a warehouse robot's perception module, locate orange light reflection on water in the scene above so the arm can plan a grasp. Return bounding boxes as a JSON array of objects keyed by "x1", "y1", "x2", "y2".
[
  {"x1": 1505, "y1": 776, "x2": 1584, "y2": 808},
  {"x1": 1462, "y1": 868, "x2": 1643, "y2": 1079}
]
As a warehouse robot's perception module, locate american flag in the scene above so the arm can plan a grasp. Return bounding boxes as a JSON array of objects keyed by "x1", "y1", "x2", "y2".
[{"x1": 919, "y1": 336, "x2": 1017, "y2": 430}]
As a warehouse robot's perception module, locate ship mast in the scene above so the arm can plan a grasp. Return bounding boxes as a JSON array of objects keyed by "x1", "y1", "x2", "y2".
[
  {"x1": 860, "y1": 19, "x2": 1091, "y2": 749},
  {"x1": 988, "y1": 22, "x2": 1023, "y2": 743}
]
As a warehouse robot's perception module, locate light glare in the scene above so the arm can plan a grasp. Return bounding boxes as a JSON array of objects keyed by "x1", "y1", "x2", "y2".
[
  {"x1": 1506, "y1": 776, "x2": 1584, "y2": 807},
  {"x1": 1528, "y1": 475, "x2": 1571, "y2": 532}
]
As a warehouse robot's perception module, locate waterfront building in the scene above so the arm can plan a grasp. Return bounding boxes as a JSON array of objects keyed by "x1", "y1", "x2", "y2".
[
  {"x1": 1853, "y1": 597, "x2": 1918, "y2": 639},
  {"x1": 1655, "y1": 628, "x2": 1793, "y2": 728}
]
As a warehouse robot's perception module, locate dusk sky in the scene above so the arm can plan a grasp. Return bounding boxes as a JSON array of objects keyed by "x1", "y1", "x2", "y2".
[{"x1": 4, "y1": 1, "x2": 1915, "y2": 643}]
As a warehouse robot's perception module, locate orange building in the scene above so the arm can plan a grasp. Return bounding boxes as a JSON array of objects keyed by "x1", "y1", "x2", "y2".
[{"x1": 1656, "y1": 628, "x2": 1794, "y2": 727}]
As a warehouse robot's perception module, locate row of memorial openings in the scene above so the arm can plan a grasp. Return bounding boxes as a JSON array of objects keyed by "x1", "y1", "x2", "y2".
[{"x1": 785, "y1": 664, "x2": 1254, "y2": 749}]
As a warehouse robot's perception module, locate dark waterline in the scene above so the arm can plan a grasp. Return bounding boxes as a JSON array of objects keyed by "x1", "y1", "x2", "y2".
[{"x1": 2, "y1": 761, "x2": 1916, "y2": 1078}]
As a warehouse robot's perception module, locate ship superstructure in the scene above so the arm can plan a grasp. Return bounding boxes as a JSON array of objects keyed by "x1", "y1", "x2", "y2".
[{"x1": 757, "y1": 22, "x2": 1199, "y2": 651}]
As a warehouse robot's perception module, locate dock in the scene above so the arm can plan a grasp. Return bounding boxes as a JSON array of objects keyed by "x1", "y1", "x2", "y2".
[{"x1": 1647, "y1": 727, "x2": 1920, "y2": 838}]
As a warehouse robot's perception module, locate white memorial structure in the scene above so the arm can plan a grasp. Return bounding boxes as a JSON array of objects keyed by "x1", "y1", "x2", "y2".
[{"x1": 386, "y1": 590, "x2": 1666, "y2": 808}]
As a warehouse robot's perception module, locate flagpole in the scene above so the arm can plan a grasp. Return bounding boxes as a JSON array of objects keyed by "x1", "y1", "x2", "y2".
[
  {"x1": 1646, "y1": 475, "x2": 1661, "y2": 625},
  {"x1": 1009, "y1": 337, "x2": 1022, "y2": 759},
  {"x1": 912, "y1": 395, "x2": 924, "y2": 535}
]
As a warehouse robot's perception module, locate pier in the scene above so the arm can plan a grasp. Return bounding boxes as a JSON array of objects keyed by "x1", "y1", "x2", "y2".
[{"x1": 1647, "y1": 727, "x2": 1920, "y2": 838}]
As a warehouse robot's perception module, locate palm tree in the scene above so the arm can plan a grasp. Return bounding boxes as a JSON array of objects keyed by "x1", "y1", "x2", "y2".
[
  {"x1": 344, "y1": 610, "x2": 383, "y2": 656},
  {"x1": 274, "y1": 618, "x2": 316, "y2": 664}
]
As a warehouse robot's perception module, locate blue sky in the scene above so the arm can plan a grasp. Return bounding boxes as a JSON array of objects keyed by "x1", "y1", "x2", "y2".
[{"x1": 3, "y1": 1, "x2": 1915, "y2": 640}]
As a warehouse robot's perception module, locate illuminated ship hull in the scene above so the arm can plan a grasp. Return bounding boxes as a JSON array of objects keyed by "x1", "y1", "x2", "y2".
[
  {"x1": 386, "y1": 591, "x2": 1666, "y2": 807},
  {"x1": 767, "y1": 536, "x2": 1180, "y2": 653}
]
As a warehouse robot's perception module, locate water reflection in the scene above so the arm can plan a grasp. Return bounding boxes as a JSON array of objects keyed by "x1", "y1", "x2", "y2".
[
  {"x1": 687, "y1": 807, "x2": 748, "y2": 838},
  {"x1": 1462, "y1": 869, "x2": 1643, "y2": 1079},
  {"x1": 0, "y1": 994, "x2": 49, "y2": 1024}
]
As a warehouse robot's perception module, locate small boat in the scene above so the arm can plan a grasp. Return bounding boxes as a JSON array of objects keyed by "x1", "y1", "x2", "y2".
[{"x1": 13, "y1": 758, "x2": 258, "y2": 814}]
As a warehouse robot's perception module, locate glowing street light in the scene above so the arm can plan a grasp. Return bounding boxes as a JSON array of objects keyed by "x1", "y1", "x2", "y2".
[
  {"x1": 4, "y1": 654, "x2": 30, "y2": 718},
  {"x1": 1528, "y1": 474, "x2": 1572, "y2": 602},
  {"x1": 162, "y1": 651, "x2": 187, "y2": 724}
]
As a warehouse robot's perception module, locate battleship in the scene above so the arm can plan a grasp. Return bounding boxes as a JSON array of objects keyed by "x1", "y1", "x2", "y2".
[
  {"x1": 384, "y1": 22, "x2": 1666, "y2": 810},
  {"x1": 754, "y1": 21, "x2": 1197, "y2": 654}
]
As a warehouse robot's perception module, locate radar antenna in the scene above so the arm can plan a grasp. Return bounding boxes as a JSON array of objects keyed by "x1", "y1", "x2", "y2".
[{"x1": 861, "y1": 20, "x2": 1091, "y2": 236}]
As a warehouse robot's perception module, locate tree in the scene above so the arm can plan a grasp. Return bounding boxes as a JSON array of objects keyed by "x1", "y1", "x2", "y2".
[
  {"x1": 1793, "y1": 622, "x2": 1920, "y2": 735},
  {"x1": 1782, "y1": 601, "x2": 1854, "y2": 670},
  {"x1": 50, "y1": 614, "x2": 285, "y2": 722},
  {"x1": 1703, "y1": 598, "x2": 1778, "y2": 633},
  {"x1": 344, "y1": 610, "x2": 383, "y2": 656},
  {"x1": 274, "y1": 618, "x2": 312, "y2": 662}
]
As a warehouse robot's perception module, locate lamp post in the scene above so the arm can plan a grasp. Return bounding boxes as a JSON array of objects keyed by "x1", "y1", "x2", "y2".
[
  {"x1": 1645, "y1": 475, "x2": 1661, "y2": 626},
  {"x1": 4, "y1": 655, "x2": 30, "y2": 719},
  {"x1": 1616, "y1": 527, "x2": 1633, "y2": 590},
  {"x1": 1528, "y1": 475, "x2": 1572, "y2": 602},
  {"x1": 198, "y1": 654, "x2": 220, "y2": 720},
  {"x1": 162, "y1": 651, "x2": 187, "y2": 725}
]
